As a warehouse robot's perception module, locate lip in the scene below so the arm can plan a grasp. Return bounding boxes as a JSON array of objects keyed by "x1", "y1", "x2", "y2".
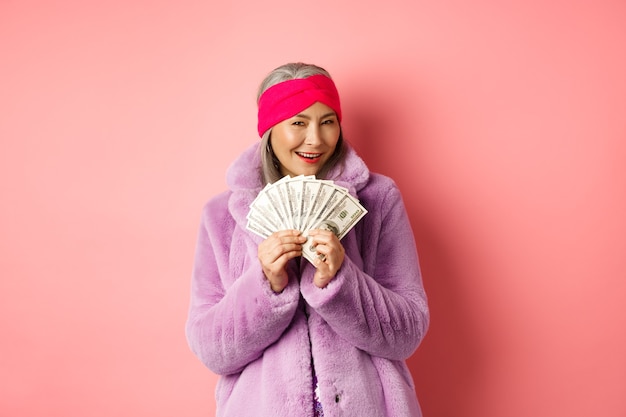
[{"x1": 296, "y1": 151, "x2": 323, "y2": 164}]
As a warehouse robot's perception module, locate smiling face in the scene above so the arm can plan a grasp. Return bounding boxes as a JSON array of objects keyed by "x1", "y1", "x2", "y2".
[{"x1": 270, "y1": 102, "x2": 341, "y2": 178}]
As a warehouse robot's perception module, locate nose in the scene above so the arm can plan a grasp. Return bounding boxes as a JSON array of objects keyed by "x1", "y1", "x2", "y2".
[{"x1": 304, "y1": 124, "x2": 322, "y2": 145}]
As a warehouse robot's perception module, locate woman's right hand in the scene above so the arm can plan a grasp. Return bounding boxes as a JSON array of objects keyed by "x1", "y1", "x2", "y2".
[{"x1": 258, "y1": 230, "x2": 306, "y2": 293}]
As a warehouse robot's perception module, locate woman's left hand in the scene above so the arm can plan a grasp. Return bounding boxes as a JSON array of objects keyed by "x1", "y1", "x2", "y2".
[{"x1": 307, "y1": 228, "x2": 345, "y2": 288}]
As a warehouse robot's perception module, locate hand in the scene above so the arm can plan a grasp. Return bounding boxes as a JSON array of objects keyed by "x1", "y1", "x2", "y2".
[
  {"x1": 307, "y1": 229, "x2": 345, "y2": 288},
  {"x1": 258, "y1": 230, "x2": 306, "y2": 293}
]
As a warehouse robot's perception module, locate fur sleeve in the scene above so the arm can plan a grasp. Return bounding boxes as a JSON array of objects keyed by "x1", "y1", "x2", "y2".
[
  {"x1": 185, "y1": 194, "x2": 301, "y2": 375},
  {"x1": 300, "y1": 179, "x2": 429, "y2": 360}
]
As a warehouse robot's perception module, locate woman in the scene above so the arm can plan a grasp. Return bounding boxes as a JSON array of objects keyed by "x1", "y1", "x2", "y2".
[{"x1": 186, "y1": 63, "x2": 429, "y2": 416}]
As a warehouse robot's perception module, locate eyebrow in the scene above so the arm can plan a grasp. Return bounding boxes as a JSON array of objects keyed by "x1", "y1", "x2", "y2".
[{"x1": 293, "y1": 111, "x2": 337, "y2": 120}]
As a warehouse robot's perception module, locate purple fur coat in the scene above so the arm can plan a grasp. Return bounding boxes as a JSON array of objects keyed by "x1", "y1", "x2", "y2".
[{"x1": 186, "y1": 142, "x2": 429, "y2": 416}]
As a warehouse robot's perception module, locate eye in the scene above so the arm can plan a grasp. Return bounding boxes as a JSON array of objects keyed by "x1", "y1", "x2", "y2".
[
  {"x1": 291, "y1": 120, "x2": 305, "y2": 126},
  {"x1": 321, "y1": 119, "x2": 335, "y2": 125}
]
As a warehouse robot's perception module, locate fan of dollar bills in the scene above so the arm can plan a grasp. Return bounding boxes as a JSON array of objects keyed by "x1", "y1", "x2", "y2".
[{"x1": 246, "y1": 175, "x2": 368, "y2": 264}]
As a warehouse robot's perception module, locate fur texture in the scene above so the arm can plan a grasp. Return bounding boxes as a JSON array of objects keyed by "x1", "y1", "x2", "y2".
[{"x1": 186, "y1": 142, "x2": 429, "y2": 416}]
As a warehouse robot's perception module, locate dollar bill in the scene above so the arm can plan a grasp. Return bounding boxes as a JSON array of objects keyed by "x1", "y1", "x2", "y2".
[
  {"x1": 299, "y1": 177, "x2": 322, "y2": 231},
  {"x1": 248, "y1": 183, "x2": 282, "y2": 232},
  {"x1": 245, "y1": 175, "x2": 367, "y2": 265},
  {"x1": 263, "y1": 176, "x2": 291, "y2": 229},
  {"x1": 301, "y1": 192, "x2": 368, "y2": 263}
]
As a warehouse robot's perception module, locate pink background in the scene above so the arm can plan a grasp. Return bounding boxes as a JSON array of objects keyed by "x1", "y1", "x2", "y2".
[{"x1": 2, "y1": 1, "x2": 625, "y2": 416}]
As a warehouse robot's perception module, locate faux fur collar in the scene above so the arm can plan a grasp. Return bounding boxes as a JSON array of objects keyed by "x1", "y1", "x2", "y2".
[
  {"x1": 225, "y1": 141, "x2": 371, "y2": 235},
  {"x1": 226, "y1": 142, "x2": 370, "y2": 193}
]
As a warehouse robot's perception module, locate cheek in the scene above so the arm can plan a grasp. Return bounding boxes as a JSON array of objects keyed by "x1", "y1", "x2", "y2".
[
  {"x1": 276, "y1": 129, "x2": 301, "y2": 147},
  {"x1": 271, "y1": 130, "x2": 294, "y2": 153},
  {"x1": 326, "y1": 127, "x2": 341, "y2": 146}
]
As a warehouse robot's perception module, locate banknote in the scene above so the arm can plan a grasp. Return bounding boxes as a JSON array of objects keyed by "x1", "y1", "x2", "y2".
[
  {"x1": 247, "y1": 183, "x2": 282, "y2": 233},
  {"x1": 301, "y1": 192, "x2": 367, "y2": 263},
  {"x1": 246, "y1": 175, "x2": 368, "y2": 264}
]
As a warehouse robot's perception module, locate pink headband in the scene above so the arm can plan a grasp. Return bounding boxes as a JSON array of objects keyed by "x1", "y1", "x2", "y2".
[{"x1": 257, "y1": 74, "x2": 342, "y2": 137}]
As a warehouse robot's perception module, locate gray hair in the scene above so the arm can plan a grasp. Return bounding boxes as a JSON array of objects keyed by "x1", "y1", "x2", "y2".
[{"x1": 258, "y1": 63, "x2": 347, "y2": 184}]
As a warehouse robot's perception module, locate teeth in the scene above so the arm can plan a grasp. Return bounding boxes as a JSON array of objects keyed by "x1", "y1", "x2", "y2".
[{"x1": 297, "y1": 152, "x2": 321, "y2": 158}]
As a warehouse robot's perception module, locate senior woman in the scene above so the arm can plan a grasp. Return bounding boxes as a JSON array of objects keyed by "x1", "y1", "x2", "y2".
[{"x1": 186, "y1": 62, "x2": 429, "y2": 417}]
